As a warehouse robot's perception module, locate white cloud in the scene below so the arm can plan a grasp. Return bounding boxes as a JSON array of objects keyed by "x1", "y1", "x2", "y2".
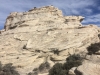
[
  {"x1": 84, "y1": 9, "x2": 93, "y2": 14},
  {"x1": 98, "y1": 6, "x2": 100, "y2": 10},
  {"x1": 51, "y1": 0, "x2": 95, "y2": 15},
  {"x1": 71, "y1": 9, "x2": 80, "y2": 15},
  {"x1": 82, "y1": 14, "x2": 100, "y2": 24}
]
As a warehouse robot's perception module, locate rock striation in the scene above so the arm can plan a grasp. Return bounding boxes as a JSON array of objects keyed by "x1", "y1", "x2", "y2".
[{"x1": 0, "y1": 6, "x2": 100, "y2": 75}]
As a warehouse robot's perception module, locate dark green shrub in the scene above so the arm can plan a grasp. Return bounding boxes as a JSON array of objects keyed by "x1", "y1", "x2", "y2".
[
  {"x1": 33, "y1": 68, "x2": 38, "y2": 71},
  {"x1": 87, "y1": 43, "x2": 100, "y2": 55},
  {"x1": 63, "y1": 54, "x2": 83, "y2": 71},
  {"x1": 27, "y1": 68, "x2": 38, "y2": 75},
  {"x1": 49, "y1": 54, "x2": 84, "y2": 75},
  {"x1": 23, "y1": 45, "x2": 26, "y2": 49},
  {"x1": 27, "y1": 62, "x2": 50, "y2": 75},
  {"x1": 49, "y1": 63, "x2": 67, "y2": 75},
  {"x1": 39, "y1": 62, "x2": 50, "y2": 72},
  {"x1": 50, "y1": 48, "x2": 59, "y2": 55},
  {"x1": 0, "y1": 62, "x2": 20, "y2": 75}
]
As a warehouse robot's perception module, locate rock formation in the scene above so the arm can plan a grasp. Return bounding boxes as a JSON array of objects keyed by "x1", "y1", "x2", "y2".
[
  {"x1": 69, "y1": 63, "x2": 100, "y2": 75},
  {"x1": 4, "y1": 5, "x2": 84, "y2": 31},
  {"x1": 0, "y1": 5, "x2": 100, "y2": 75}
]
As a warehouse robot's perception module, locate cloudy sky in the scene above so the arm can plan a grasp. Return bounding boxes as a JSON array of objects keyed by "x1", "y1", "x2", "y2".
[{"x1": 0, "y1": 0, "x2": 100, "y2": 30}]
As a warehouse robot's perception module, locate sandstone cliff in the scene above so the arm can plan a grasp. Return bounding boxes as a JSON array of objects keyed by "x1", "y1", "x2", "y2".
[{"x1": 0, "y1": 6, "x2": 100, "y2": 75}]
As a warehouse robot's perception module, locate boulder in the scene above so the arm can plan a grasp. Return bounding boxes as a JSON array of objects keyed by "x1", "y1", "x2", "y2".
[{"x1": 76, "y1": 62, "x2": 100, "y2": 75}]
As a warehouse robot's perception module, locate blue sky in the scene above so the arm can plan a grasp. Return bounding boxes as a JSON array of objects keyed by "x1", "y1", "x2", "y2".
[{"x1": 0, "y1": 0, "x2": 100, "y2": 30}]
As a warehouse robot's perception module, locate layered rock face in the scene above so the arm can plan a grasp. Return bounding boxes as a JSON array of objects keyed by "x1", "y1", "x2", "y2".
[
  {"x1": 0, "y1": 6, "x2": 100, "y2": 75},
  {"x1": 4, "y1": 6, "x2": 84, "y2": 31}
]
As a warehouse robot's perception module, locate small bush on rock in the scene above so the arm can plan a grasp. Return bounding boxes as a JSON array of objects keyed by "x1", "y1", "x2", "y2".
[
  {"x1": 39, "y1": 62, "x2": 50, "y2": 72},
  {"x1": 27, "y1": 62, "x2": 50, "y2": 75},
  {"x1": 63, "y1": 54, "x2": 83, "y2": 72},
  {"x1": 0, "y1": 62, "x2": 20, "y2": 75},
  {"x1": 49, "y1": 63, "x2": 67, "y2": 75},
  {"x1": 50, "y1": 48, "x2": 59, "y2": 55},
  {"x1": 87, "y1": 42, "x2": 100, "y2": 55}
]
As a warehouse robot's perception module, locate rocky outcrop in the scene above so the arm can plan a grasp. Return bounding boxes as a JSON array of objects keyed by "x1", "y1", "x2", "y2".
[
  {"x1": 68, "y1": 55, "x2": 100, "y2": 75},
  {"x1": 77, "y1": 63, "x2": 100, "y2": 75},
  {"x1": 0, "y1": 6, "x2": 100, "y2": 75},
  {"x1": 4, "y1": 5, "x2": 62, "y2": 31},
  {"x1": 4, "y1": 5, "x2": 84, "y2": 31},
  {"x1": 69, "y1": 62, "x2": 100, "y2": 75}
]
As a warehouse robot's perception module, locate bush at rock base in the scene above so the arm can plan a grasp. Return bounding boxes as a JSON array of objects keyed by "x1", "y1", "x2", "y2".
[
  {"x1": 27, "y1": 62, "x2": 50, "y2": 75},
  {"x1": 39, "y1": 62, "x2": 50, "y2": 72},
  {"x1": 49, "y1": 63, "x2": 67, "y2": 75},
  {"x1": 49, "y1": 54, "x2": 84, "y2": 75},
  {"x1": 0, "y1": 62, "x2": 20, "y2": 75}
]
